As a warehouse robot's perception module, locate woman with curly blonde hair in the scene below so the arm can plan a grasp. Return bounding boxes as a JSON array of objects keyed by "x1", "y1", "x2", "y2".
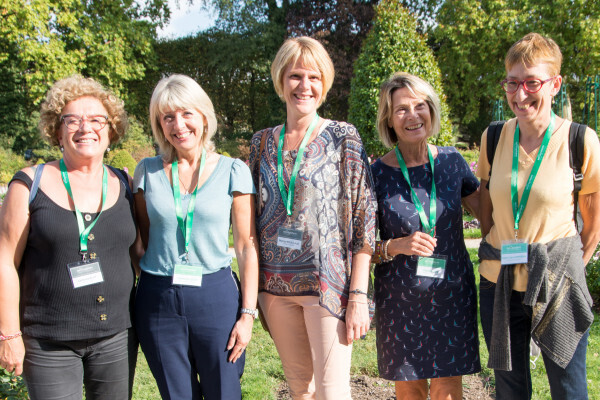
[{"x1": 0, "y1": 75, "x2": 138, "y2": 399}]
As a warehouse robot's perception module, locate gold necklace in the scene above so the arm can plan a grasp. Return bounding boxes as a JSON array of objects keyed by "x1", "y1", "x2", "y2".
[{"x1": 283, "y1": 131, "x2": 306, "y2": 151}]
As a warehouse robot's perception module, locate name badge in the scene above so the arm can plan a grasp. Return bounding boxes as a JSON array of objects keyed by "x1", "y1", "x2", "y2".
[
  {"x1": 68, "y1": 259, "x2": 104, "y2": 289},
  {"x1": 501, "y1": 240, "x2": 528, "y2": 265},
  {"x1": 172, "y1": 264, "x2": 203, "y2": 286},
  {"x1": 416, "y1": 255, "x2": 447, "y2": 279},
  {"x1": 277, "y1": 225, "x2": 303, "y2": 250}
]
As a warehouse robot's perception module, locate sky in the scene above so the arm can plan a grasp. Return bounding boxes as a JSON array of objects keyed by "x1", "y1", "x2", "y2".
[{"x1": 158, "y1": 1, "x2": 217, "y2": 39}]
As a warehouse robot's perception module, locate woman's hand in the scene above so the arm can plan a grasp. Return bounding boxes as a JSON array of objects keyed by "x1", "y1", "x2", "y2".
[
  {"x1": 388, "y1": 231, "x2": 437, "y2": 258},
  {"x1": 226, "y1": 314, "x2": 254, "y2": 363},
  {"x1": 345, "y1": 299, "x2": 369, "y2": 344},
  {"x1": 346, "y1": 251, "x2": 372, "y2": 344},
  {"x1": 0, "y1": 337, "x2": 25, "y2": 376}
]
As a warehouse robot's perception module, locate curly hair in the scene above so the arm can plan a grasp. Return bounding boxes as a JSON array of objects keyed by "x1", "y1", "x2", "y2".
[{"x1": 38, "y1": 75, "x2": 128, "y2": 147}]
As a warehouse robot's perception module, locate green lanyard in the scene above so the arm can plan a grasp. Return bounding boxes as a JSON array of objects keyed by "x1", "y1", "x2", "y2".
[
  {"x1": 394, "y1": 145, "x2": 437, "y2": 236},
  {"x1": 277, "y1": 114, "x2": 320, "y2": 216},
  {"x1": 511, "y1": 112, "x2": 555, "y2": 235},
  {"x1": 172, "y1": 148, "x2": 206, "y2": 261},
  {"x1": 59, "y1": 159, "x2": 108, "y2": 259}
]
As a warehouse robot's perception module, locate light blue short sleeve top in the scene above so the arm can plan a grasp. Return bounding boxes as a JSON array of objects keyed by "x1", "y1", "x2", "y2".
[{"x1": 133, "y1": 155, "x2": 255, "y2": 276}]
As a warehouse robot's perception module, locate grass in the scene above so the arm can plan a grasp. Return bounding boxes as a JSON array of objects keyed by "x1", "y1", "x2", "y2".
[
  {"x1": 464, "y1": 228, "x2": 482, "y2": 239},
  {"x1": 3, "y1": 252, "x2": 599, "y2": 399}
]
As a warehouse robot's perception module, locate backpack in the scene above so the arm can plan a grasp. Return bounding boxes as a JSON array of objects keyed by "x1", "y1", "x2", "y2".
[{"x1": 485, "y1": 120, "x2": 587, "y2": 232}]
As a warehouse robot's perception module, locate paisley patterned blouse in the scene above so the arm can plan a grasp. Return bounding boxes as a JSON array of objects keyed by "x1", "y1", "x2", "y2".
[{"x1": 249, "y1": 120, "x2": 376, "y2": 319}]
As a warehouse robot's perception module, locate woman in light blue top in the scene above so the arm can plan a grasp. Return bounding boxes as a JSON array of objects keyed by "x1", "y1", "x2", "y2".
[{"x1": 133, "y1": 74, "x2": 259, "y2": 400}]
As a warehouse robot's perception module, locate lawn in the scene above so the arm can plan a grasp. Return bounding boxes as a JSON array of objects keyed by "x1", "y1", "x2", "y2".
[
  {"x1": 3, "y1": 252, "x2": 599, "y2": 399},
  {"x1": 132, "y1": 252, "x2": 600, "y2": 399}
]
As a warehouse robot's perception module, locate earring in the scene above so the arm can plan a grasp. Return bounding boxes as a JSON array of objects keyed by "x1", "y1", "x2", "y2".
[
  {"x1": 106, "y1": 147, "x2": 110, "y2": 153},
  {"x1": 60, "y1": 146, "x2": 64, "y2": 152}
]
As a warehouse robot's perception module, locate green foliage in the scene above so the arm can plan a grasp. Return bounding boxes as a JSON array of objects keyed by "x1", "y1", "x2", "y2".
[
  {"x1": 114, "y1": 118, "x2": 156, "y2": 162},
  {"x1": 0, "y1": 148, "x2": 27, "y2": 184},
  {"x1": 0, "y1": 0, "x2": 169, "y2": 153},
  {"x1": 435, "y1": 0, "x2": 600, "y2": 143},
  {"x1": 587, "y1": 246, "x2": 600, "y2": 302},
  {"x1": 106, "y1": 150, "x2": 137, "y2": 174},
  {"x1": 0, "y1": 368, "x2": 28, "y2": 400},
  {"x1": 348, "y1": 0, "x2": 454, "y2": 157}
]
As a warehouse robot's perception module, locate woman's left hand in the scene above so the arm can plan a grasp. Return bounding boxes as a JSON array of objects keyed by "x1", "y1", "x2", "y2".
[
  {"x1": 227, "y1": 313, "x2": 254, "y2": 363},
  {"x1": 345, "y1": 300, "x2": 369, "y2": 344}
]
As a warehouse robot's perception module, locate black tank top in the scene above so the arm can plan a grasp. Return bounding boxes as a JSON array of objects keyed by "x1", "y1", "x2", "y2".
[{"x1": 11, "y1": 170, "x2": 136, "y2": 341}]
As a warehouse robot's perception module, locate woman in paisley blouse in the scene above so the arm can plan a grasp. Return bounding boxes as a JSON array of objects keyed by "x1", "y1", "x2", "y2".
[
  {"x1": 248, "y1": 36, "x2": 376, "y2": 399},
  {"x1": 371, "y1": 72, "x2": 481, "y2": 400}
]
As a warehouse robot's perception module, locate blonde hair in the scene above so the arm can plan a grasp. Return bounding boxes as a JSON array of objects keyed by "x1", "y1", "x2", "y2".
[
  {"x1": 271, "y1": 36, "x2": 335, "y2": 106},
  {"x1": 376, "y1": 72, "x2": 441, "y2": 148},
  {"x1": 149, "y1": 74, "x2": 217, "y2": 163},
  {"x1": 505, "y1": 33, "x2": 562, "y2": 76},
  {"x1": 39, "y1": 75, "x2": 128, "y2": 147}
]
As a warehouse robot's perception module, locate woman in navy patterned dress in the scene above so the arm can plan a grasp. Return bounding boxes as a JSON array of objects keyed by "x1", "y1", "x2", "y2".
[{"x1": 371, "y1": 72, "x2": 481, "y2": 400}]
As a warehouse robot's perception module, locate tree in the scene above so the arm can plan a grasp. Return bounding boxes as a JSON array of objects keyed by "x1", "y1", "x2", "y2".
[
  {"x1": 0, "y1": 0, "x2": 169, "y2": 152},
  {"x1": 348, "y1": 0, "x2": 453, "y2": 157},
  {"x1": 435, "y1": 0, "x2": 600, "y2": 142}
]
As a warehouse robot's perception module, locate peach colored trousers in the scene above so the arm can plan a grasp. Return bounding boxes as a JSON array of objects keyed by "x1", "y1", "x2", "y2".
[{"x1": 259, "y1": 293, "x2": 353, "y2": 400}]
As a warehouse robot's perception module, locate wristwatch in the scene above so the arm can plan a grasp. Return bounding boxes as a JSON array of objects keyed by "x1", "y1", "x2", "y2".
[{"x1": 240, "y1": 308, "x2": 259, "y2": 319}]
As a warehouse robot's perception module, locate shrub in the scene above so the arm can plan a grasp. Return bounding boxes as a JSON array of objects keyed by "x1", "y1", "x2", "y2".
[
  {"x1": 0, "y1": 148, "x2": 27, "y2": 184},
  {"x1": 107, "y1": 149, "x2": 137, "y2": 174}
]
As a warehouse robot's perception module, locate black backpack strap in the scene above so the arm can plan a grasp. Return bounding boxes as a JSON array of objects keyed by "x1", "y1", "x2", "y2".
[
  {"x1": 569, "y1": 122, "x2": 586, "y2": 231},
  {"x1": 29, "y1": 164, "x2": 45, "y2": 204},
  {"x1": 107, "y1": 165, "x2": 134, "y2": 218},
  {"x1": 485, "y1": 120, "x2": 505, "y2": 189}
]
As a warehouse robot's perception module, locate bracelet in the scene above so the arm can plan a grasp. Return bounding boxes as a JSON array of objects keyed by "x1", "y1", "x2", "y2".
[
  {"x1": 240, "y1": 308, "x2": 258, "y2": 319},
  {"x1": 375, "y1": 240, "x2": 383, "y2": 259},
  {"x1": 0, "y1": 331, "x2": 22, "y2": 341},
  {"x1": 348, "y1": 299, "x2": 367, "y2": 304},
  {"x1": 382, "y1": 239, "x2": 393, "y2": 261},
  {"x1": 349, "y1": 288, "x2": 367, "y2": 296}
]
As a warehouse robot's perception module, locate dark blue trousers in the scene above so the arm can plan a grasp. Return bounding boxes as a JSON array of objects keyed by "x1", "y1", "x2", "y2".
[
  {"x1": 135, "y1": 268, "x2": 244, "y2": 400},
  {"x1": 480, "y1": 275, "x2": 589, "y2": 400}
]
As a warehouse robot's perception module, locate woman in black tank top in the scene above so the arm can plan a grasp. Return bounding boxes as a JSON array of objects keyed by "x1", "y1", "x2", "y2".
[{"x1": 0, "y1": 75, "x2": 138, "y2": 400}]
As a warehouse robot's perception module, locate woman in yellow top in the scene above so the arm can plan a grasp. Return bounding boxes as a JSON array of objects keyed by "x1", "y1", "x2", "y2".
[{"x1": 477, "y1": 33, "x2": 600, "y2": 400}]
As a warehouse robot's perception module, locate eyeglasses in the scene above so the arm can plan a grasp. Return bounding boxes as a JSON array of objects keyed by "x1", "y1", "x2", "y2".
[
  {"x1": 500, "y1": 77, "x2": 556, "y2": 94},
  {"x1": 60, "y1": 114, "x2": 109, "y2": 132}
]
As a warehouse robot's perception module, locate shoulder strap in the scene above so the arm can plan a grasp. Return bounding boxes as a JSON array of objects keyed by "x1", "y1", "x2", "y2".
[
  {"x1": 569, "y1": 122, "x2": 586, "y2": 232},
  {"x1": 255, "y1": 131, "x2": 268, "y2": 212},
  {"x1": 569, "y1": 122, "x2": 586, "y2": 192},
  {"x1": 107, "y1": 165, "x2": 134, "y2": 217},
  {"x1": 485, "y1": 120, "x2": 505, "y2": 189},
  {"x1": 29, "y1": 164, "x2": 45, "y2": 204}
]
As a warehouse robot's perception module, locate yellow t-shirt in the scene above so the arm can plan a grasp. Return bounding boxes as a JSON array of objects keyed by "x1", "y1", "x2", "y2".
[{"x1": 477, "y1": 118, "x2": 600, "y2": 291}]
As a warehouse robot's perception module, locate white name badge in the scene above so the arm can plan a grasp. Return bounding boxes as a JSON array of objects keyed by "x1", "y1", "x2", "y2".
[
  {"x1": 68, "y1": 260, "x2": 104, "y2": 289},
  {"x1": 172, "y1": 264, "x2": 203, "y2": 286},
  {"x1": 501, "y1": 240, "x2": 529, "y2": 265},
  {"x1": 416, "y1": 255, "x2": 447, "y2": 279},
  {"x1": 277, "y1": 226, "x2": 303, "y2": 250}
]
